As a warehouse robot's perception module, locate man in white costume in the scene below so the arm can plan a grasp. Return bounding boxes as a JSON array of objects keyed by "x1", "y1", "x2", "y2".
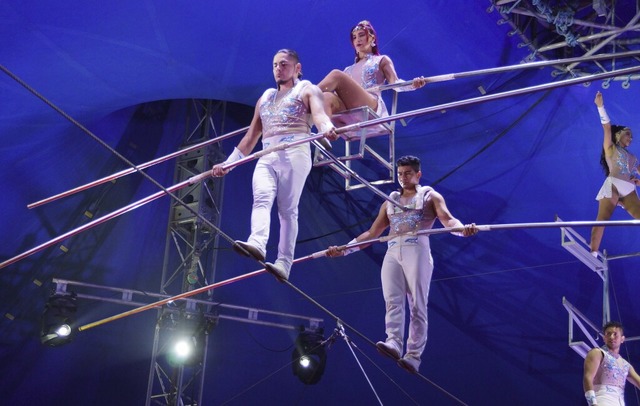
[
  {"x1": 212, "y1": 49, "x2": 336, "y2": 281},
  {"x1": 327, "y1": 155, "x2": 477, "y2": 373}
]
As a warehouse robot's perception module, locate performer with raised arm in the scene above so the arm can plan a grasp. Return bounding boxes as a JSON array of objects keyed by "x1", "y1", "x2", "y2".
[
  {"x1": 583, "y1": 321, "x2": 640, "y2": 405},
  {"x1": 590, "y1": 91, "x2": 640, "y2": 256},
  {"x1": 212, "y1": 49, "x2": 337, "y2": 282},
  {"x1": 326, "y1": 155, "x2": 477, "y2": 373}
]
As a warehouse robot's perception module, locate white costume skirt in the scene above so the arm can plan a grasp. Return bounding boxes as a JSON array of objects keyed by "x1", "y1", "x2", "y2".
[{"x1": 596, "y1": 176, "x2": 636, "y2": 200}]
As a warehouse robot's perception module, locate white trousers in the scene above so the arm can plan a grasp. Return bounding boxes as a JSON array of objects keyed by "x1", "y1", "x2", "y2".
[
  {"x1": 247, "y1": 135, "x2": 311, "y2": 271},
  {"x1": 381, "y1": 236, "x2": 433, "y2": 358},
  {"x1": 594, "y1": 385, "x2": 625, "y2": 406}
]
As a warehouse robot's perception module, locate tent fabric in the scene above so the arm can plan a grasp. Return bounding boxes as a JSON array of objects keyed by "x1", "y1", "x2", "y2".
[{"x1": 1, "y1": 1, "x2": 640, "y2": 404}]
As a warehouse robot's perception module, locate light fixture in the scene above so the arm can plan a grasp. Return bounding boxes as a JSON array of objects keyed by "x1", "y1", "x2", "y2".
[
  {"x1": 291, "y1": 329, "x2": 326, "y2": 385},
  {"x1": 165, "y1": 311, "x2": 210, "y2": 367},
  {"x1": 40, "y1": 292, "x2": 77, "y2": 346}
]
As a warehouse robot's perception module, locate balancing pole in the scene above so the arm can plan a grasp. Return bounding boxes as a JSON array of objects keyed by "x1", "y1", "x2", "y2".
[
  {"x1": 28, "y1": 125, "x2": 249, "y2": 209},
  {"x1": 28, "y1": 51, "x2": 640, "y2": 209},
  {"x1": 373, "y1": 50, "x2": 640, "y2": 92},
  {"x1": 0, "y1": 133, "x2": 329, "y2": 270},
  {"x1": 77, "y1": 218, "x2": 640, "y2": 331},
  {"x1": 78, "y1": 249, "x2": 327, "y2": 332},
  {"x1": 6, "y1": 66, "x2": 640, "y2": 270}
]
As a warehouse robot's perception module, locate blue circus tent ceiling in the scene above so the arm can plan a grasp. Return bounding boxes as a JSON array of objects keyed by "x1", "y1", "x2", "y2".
[{"x1": 2, "y1": 1, "x2": 640, "y2": 404}]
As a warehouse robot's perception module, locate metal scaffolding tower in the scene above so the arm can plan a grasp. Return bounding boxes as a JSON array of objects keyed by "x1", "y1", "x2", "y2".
[{"x1": 145, "y1": 99, "x2": 227, "y2": 405}]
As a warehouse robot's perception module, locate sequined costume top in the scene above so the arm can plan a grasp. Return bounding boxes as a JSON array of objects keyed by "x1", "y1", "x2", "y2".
[
  {"x1": 606, "y1": 145, "x2": 639, "y2": 181},
  {"x1": 345, "y1": 54, "x2": 385, "y2": 92},
  {"x1": 344, "y1": 54, "x2": 388, "y2": 117},
  {"x1": 594, "y1": 346, "x2": 631, "y2": 389},
  {"x1": 258, "y1": 79, "x2": 312, "y2": 140},
  {"x1": 386, "y1": 186, "x2": 437, "y2": 235}
]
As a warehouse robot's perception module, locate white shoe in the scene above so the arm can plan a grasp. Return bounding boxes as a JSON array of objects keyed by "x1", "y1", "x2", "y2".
[
  {"x1": 375, "y1": 340, "x2": 401, "y2": 360},
  {"x1": 398, "y1": 355, "x2": 421, "y2": 374},
  {"x1": 233, "y1": 240, "x2": 265, "y2": 262},
  {"x1": 265, "y1": 261, "x2": 290, "y2": 282}
]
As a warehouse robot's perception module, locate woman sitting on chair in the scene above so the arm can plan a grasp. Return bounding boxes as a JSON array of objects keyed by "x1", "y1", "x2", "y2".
[{"x1": 317, "y1": 20, "x2": 427, "y2": 119}]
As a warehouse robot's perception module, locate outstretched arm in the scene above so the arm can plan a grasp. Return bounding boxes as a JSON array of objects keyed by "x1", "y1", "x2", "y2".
[
  {"x1": 211, "y1": 99, "x2": 263, "y2": 177},
  {"x1": 595, "y1": 91, "x2": 613, "y2": 152},
  {"x1": 429, "y1": 191, "x2": 477, "y2": 237},
  {"x1": 583, "y1": 348, "x2": 601, "y2": 392},
  {"x1": 305, "y1": 85, "x2": 338, "y2": 141},
  {"x1": 627, "y1": 365, "x2": 640, "y2": 389},
  {"x1": 379, "y1": 55, "x2": 427, "y2": 90},
  {"x1": 235, "y1": 99, "x2": 264, "y2": 155},
  {"x1": 326, "y1": 202, "x2": 390, "y2": 257}
]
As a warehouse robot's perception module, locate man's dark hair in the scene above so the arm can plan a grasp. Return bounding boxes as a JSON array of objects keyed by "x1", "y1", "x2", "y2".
[
  {"x1": 396, "y1": 155, "x2": 421, "y2": 173},
  {"x1": 603, "y1": 320, "x2": 624, "y2": 334},
  {"x1": 275, "y1": 48, "x2": 302, "y2": 79}
]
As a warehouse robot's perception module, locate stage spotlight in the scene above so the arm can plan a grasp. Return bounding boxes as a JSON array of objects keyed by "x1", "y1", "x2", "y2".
[
  {"x1": 292, "y1": 329, "x2": 326, "y2": 385},
  {"x1": 168, "y1": 334, "x2": 198, "y2": 365},
  {"x1": 40, "y1": 292, "x2": 77, "y2": 347},
  {"x1": 165, "y1": 312, "x2": 209, "y2": 367}
]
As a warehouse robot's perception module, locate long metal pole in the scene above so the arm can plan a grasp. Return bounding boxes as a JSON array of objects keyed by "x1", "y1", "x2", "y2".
[
  {"x1": 29, "y1": 51, "x2": 640, "y2": 209},
  {"x1": 76, "y1": 218, "x2": 640, "y2": 331},
  {"x1": 337, "y1": 219, "x2": 640, "y2": 251},
  {"x1": 78, "y1": 249, "x2": 326, "y2": 332},
  {"x1": 374, "y1": 50, "x2": 640, "y2": 91},
  {"x1": 28, "y1": 125, "x2": 249, "y2": 209},
  {"x1": 6, "y1": 67, "x2": 640, "y2": 270},
  {"x1": 1, "y1": 134, "x2": 330, "y2": 270},
  {"x1": 0, "y1": 173, "x2": 207, "y2": 270},
  {"x1": 341, "y1": 64, "x2": 640, "y2": 134}
]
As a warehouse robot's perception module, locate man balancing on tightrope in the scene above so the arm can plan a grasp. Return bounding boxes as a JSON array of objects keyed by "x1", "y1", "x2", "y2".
[{"x1": 326, "y1": 155, "x2": 477, "y2": 374}]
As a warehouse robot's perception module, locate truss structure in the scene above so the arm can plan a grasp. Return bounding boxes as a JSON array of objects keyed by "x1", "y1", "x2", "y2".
[
  {"x1": 50, "y1": 277, "x2": 323, "y2": 406},
  {"x1": 557, "y1": 217, "x2": 639, "y2": 358},
  {"x1": 491, "y1": 0, "x2": 640, "y2": 87},
  {"x1": 149, "y1": 99, "x2": 227, "y2": 405}
]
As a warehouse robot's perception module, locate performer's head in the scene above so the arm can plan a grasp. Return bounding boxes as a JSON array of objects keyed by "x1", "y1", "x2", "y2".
[
  {"x1": 612, "y1": 125, "x2": 632, "y2": 146},
  {"x1": 351, "y1": 20, "x2": 379, "y2": 62},
  {"x1": 273, "y1": 49, "x2": 302, "y2": 90},
  {"x1": 602, "y1": 321, "x2": 625, "y2": 350},
  {"x1": 396, "y1": 155, "x2": 422, "y2": 193}
]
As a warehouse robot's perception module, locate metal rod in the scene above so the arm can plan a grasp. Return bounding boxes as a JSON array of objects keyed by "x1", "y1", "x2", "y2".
[
  {"x1": 28, "y1": 125, "x2": 249, "y2": 209},
  {"x1": 374, "y1": 50, "x2": 640, "y2": 92},
  {"x1": 565, "y1": 15, "x2": 640, "y2": 72},
  {"x1": 342, "y1": 64, "x2": 640, "y2": 134},
  {"x1": 3, "y1": 134, "x2": 333, "y2": 270},
  {"x1": 77, "y1": 250, "x2": 324, "y2": 332},
  {"x1": 0, "y1": 173, "x2": 208, "y2": 270},
  {"x1": 309, "y1": 140, "x2": 406, "y2": 210},
  {"x1": 220, "y1": 133, "x2": 327, "y2": 171},
  {"x1": 334, "y1": 219, "x2": 640, "y2": 252},
  {"x1": 8, "y1": 67, "x2": 640, "y2": 271}
]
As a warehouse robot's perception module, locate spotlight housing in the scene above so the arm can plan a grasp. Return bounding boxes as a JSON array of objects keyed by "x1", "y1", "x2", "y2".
[
  {"x1": 292, "y1": 329, "x2": 326, "y2": 385},
  {"x1": 40, "y1": 292, "x2": 77, "y2": 347},
  {"x1": 165, "y1": 312, "x2": 210, "y2": 367}
]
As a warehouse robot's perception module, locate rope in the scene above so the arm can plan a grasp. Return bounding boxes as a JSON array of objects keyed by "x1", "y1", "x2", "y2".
[{"x1": 281, "y1": 277, "x2": 468, "y2": 404}]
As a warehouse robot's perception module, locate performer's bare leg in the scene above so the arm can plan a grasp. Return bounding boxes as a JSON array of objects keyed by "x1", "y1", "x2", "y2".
[
  {"x1": 318, "y1": 70, "x2": 378, "y2": 116},
  {"x1": 590, "y1": 195, "x2": 618, "y2": 254},
  {"x1": 620, "y1": 192, "x2": 640, "y2": 218},
  {"x1": 322, "y1": 92, "x2": 346, "y2": 118}
]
